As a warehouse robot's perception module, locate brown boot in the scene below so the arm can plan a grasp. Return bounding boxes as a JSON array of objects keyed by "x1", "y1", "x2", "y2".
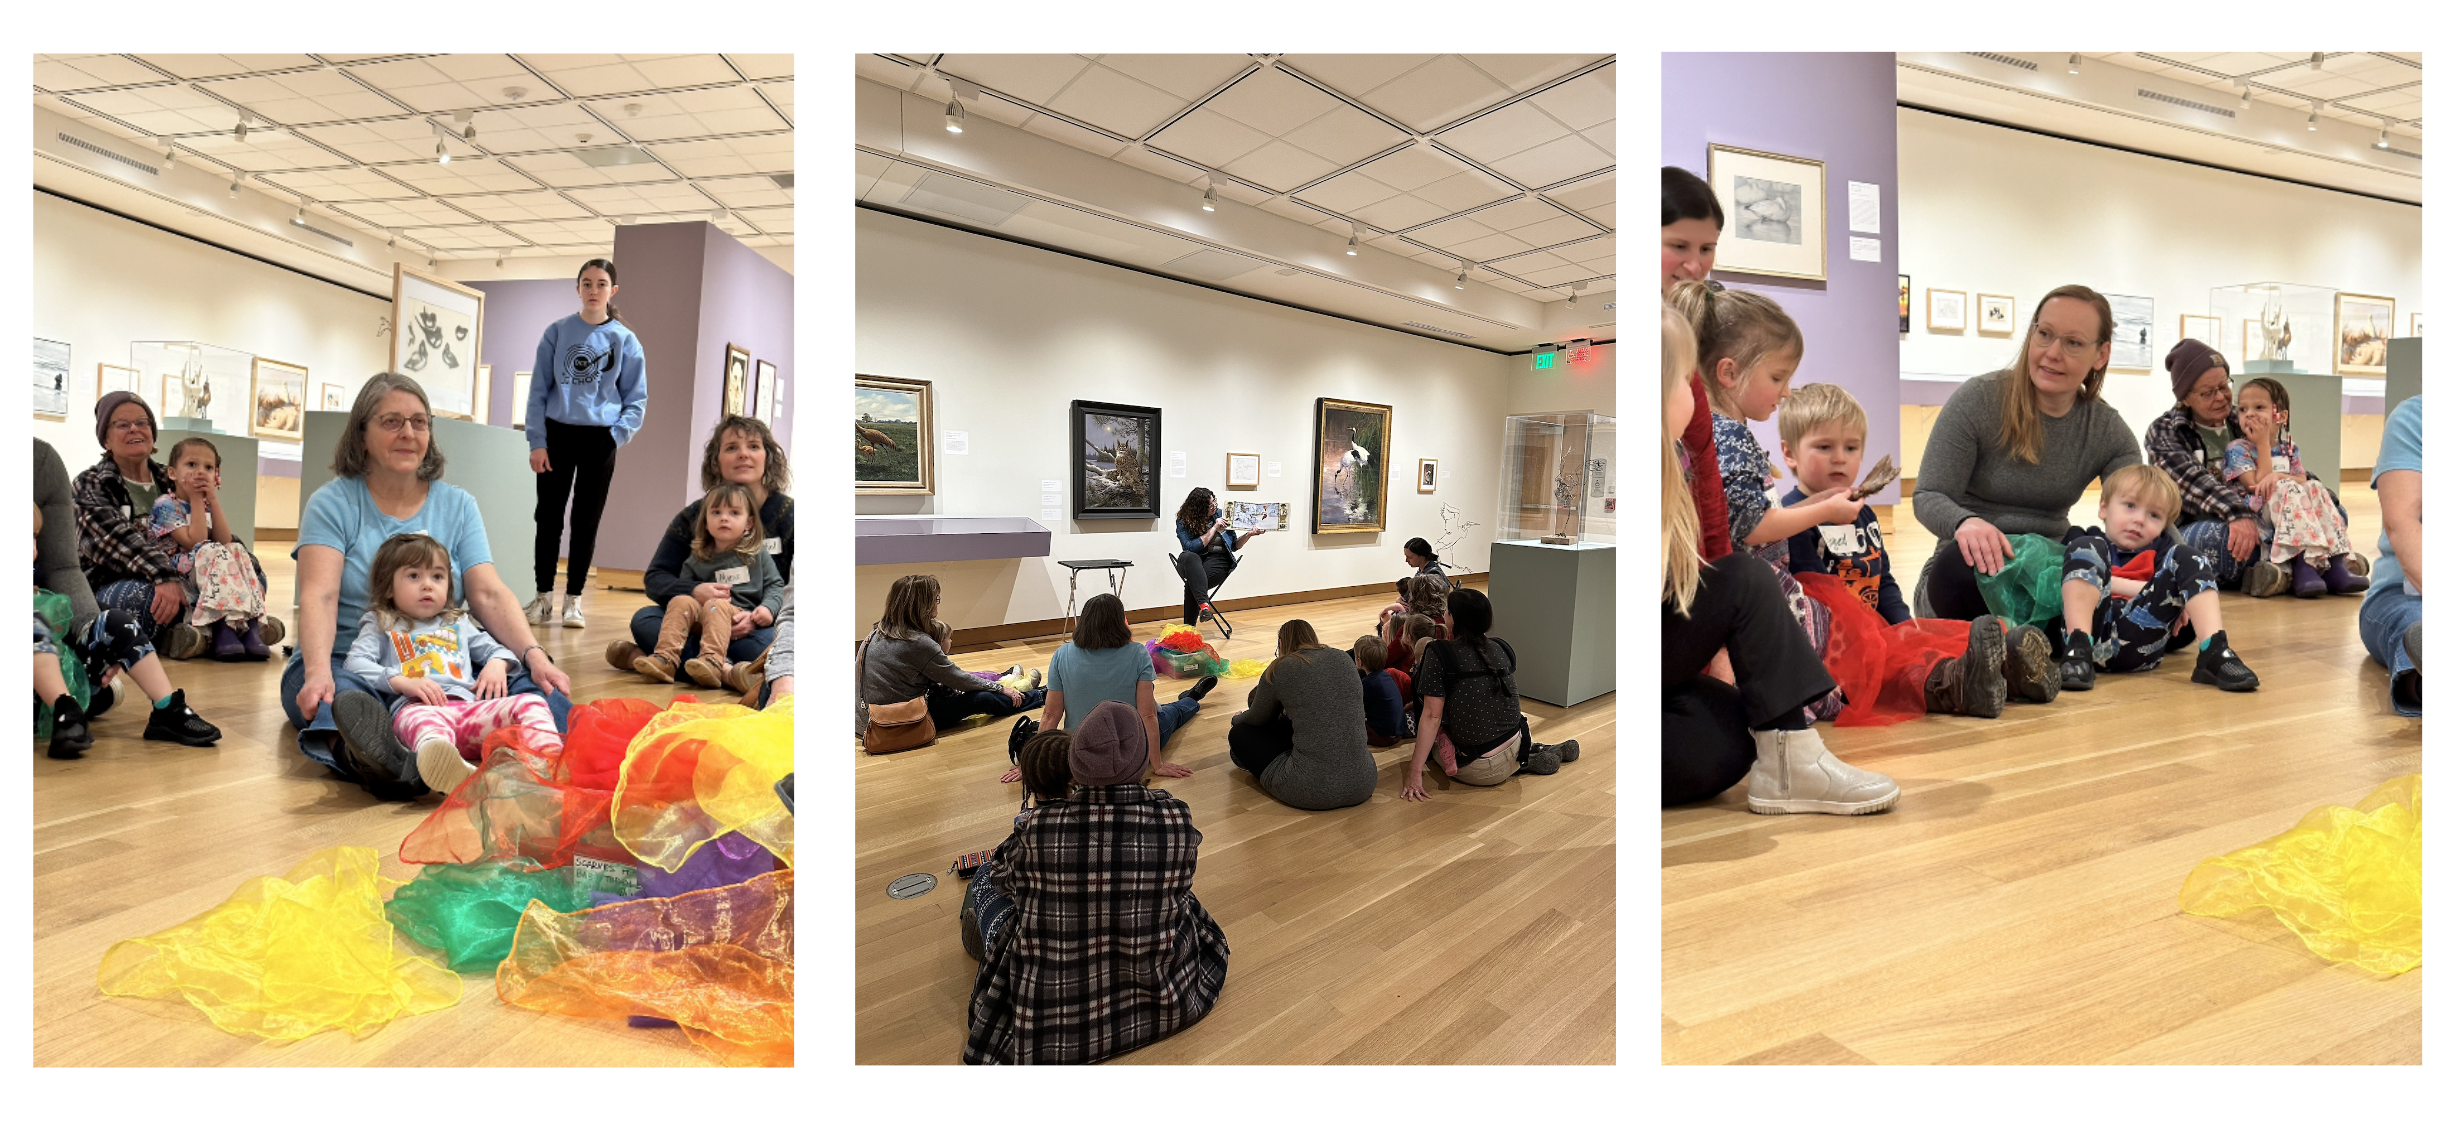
[
  {"x1": 682, "y1": 655, "x2": 727, "y2": 688},
  {"x1": 1924, "y1": 617, "x2": 2009, "y2": 719},
  {"x1": 2000, "y1": 620, "x2": 2059, "y2": 704},
  {"x1": 632, "y1": 595, "x2": 696, "y2": 682},
  {"x1": 605, "y1": 639, "x2": 644, "y2": 671},
  {"x1": 719, "y1": 658, "x2": 762, "y2": 696}
]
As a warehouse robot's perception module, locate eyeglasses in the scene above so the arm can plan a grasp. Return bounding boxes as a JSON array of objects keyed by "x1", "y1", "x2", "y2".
[
  {"x1": 2029, "y1": 324, "x2": 2098, "y2": 361},
  {"x1": 107, "y1": 419, "x2": 153, "y2": 435},
  {"x1": 374, "y1": 413, "x2": 432, "y2": 435}
]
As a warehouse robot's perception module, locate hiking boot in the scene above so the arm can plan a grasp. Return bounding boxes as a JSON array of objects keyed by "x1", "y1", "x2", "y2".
[
  {"x1": 1923, "y1": 617, "x2": 2008, "y2": 718},
  {"x1": 681, "y1": 655, "x2": 728, "y2": 689},
  {"x1": 633, "y1": 653, "x2": 679, "y2": 683},
  {"x1": 255, "y1": 615, "x2": 285, "y2": 648},
  {"x1": 332, "y1": 689, "x2": 413, "y2": 788},
  {"x1": 2190, "y1": 629, "x2": 2260, "y2": 692},
  {"x1": 1744, "y1": 728, "x2": 1900, "y2": 816},
  {"x1": 162, "y1": 621, "x2": 209, "y2": 660},
  {"x1": 48, "y1": 695, "x2": 92, "y2": 760},
  {"x1": 2240, "y1": 559, "x2": 2289, "y2": 598},
  {"x1": 414, "y1": 737, "x2": 478, "y2": 796},
  {"x1": 2059, "y1": 628, "x2": 2098, "y2": 692},
  {"x1": 524, "y1": 593, "x2": 555, "y2": 625},
  {"x1": 561, "y1": 592, "x2": 587, "y2": 628},
  {"x1": 2002, "y1": 620, "x2": 2059, "y2": 704},
  {"x1": 605, "y1": 639, "x2": 644, "y2": 671},
  {"x1": 1184, "y1": 674, "x2": 1219, "y2": 702},
  {"x1": 141, "y1": 688, "x2": 221, "y2": 746},
  {"x1": 2322, "y1": 554, "x2": 2367, "y2": 595}
]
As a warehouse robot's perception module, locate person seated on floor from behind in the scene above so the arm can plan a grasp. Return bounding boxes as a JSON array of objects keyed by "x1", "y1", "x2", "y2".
[
  {"x1": 2056, "y1": 463, "x2": 2260, "y2": 694},
  {"x1": 1388, "y1": 612, "x2": 1444, "y2": 709},
  {"x1": 961, "y1": 728, "x2": 1071, "y2": 964},
  {"x1": 147, "y1": 437, "x2": 278, "y2": 660},
  {"x1": 1775, "y1": 382, "x2": 2058, "y2": 716},
  {"x1": 1223, "y1": 619, "x2": 1376, "y2": 812},
  {"x1": 858, "y1": 573, "x2": 1045, "y2": 746},
  {"x1": 1398, "y1": 587, "x2": 1579, "y2": 800},
  {"x1": 34, "y1": 507, "x2": 220, "y2": 757},
  {"x1": 340, "y1": 533, "x2": 560, "y2": 795},
  {"x1": 1353, "y1": 635, "x2": 1410, "y2": 747},
  {"x1": 630, "y1": 482, "x2": 781, "y2": 694},
  {"x1": 2224, "y1": 378, "x2": 2367, "y2": 599},
  {"x1": 1001, "y1": 592, "x2": 1212, "y2": 784},
  {"x1": 963, "y1": 700, "x2": 1230, "y2": 1065},
  {"x1": 1377, "y1": 572, "x2": 1450, "y2": 645}
]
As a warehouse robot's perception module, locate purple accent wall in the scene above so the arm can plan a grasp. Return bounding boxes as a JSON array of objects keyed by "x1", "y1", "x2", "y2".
[
  {"x1": 586, "y1": 221, "x2": 795, "y2": 572},
  {"x1": 470, "y1": 277, "x2": 580, "y2": 427},
  {"x1": 1665, "y1": 52, "x2": 1903, "y2": 504}
]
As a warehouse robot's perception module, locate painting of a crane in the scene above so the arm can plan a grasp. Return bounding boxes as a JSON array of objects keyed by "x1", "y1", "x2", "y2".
[{"x1": 1313, "y1": 397, "x2": 1392, "y2": 533}]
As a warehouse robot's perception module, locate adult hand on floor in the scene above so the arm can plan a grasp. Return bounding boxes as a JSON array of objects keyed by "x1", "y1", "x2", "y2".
[
  {"x1": 1151, "y1": 759, "x2": 1193, "y2": 778},
  {"x1": 1955, "y1": 517, "x2": 2013, "y2": 575},
  {"x1": 999, "y1": 766, "x2": 1023, "y2": 784},
  {"x1": 1400, "y1": 766, "x2": 1428, "y2": 801}
]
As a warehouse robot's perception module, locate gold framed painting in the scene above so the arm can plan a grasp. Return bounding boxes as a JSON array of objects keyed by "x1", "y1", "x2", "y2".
[
  {"x1": 1313, "y1": 397, "x2": 1391, "y2": 534},
  {"x1": 1417, "y1": 457, "x2": 1439, "y2": 493},
  {"x1": 856, "y1": 374, "x2": 933, "y2": 495},
  {"x1": 2335, "y1": 292, "x2": 2395, "y2": 375},
  {"x1": 249, "y1": 357, "x2": 308, "y2": 441},
  {"x1": 1705, "y1": 144, "x2": 1826, "y2": 281},
  {"x1": 1225, "y1": 452, "x2": 1262, "y2": 489}
]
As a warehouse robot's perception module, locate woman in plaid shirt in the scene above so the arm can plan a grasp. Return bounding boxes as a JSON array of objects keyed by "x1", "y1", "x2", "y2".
[{"x1": 963, "y1": 700, "x2": 1229, "y2": 1064}]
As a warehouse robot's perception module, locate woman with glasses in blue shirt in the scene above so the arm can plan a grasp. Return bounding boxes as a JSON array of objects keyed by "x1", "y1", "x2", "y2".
[{"x1": 1911, "y1": 285, "x2": 2145, "y2": 620}]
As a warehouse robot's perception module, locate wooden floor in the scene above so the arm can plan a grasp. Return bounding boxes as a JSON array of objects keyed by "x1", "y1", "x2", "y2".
[
  {"x1": 32, "y1": 547, "x2": 734, "y2": 1067},
  {"x1": 854, "y1": 585, "x2": 1617, "y2": 1064},
  {"x1": 1663, "y1": 486, "x2": 2422, "y2": 1065}
]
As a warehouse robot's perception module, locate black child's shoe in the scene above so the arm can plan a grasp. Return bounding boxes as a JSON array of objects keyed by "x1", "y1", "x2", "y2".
[
  {"x1": 2059, "y1": 628, "x2": 2098, "y2": 692},
  {"x1": 2190, "y1": 629, "x2": 2261, "y2": 692},
  {"x1": 141, "y1": 689, "x2": 222, "y2": 746},
  {"x1": 48, "y1": 695, "x2": 93, "y2": 760}
]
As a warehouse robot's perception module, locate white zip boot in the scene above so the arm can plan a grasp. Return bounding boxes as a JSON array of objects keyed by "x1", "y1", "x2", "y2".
[{"x1": 1745, "y1": 728, "x2": 1901, "y2": 816}]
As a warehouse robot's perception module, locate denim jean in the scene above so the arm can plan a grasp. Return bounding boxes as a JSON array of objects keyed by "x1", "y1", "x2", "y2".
[
  {"x1": 630, "y1": 603, "x2": 772, "y2": 664},
  {"x1": 2359, "y1": 584, "x2": 2422, "y2": 717},
  {"x1": 927, "y1": 684, "x2": 1046, "y2": 729},
  {"x1": 2176, "y1": 489, "x2": 2348, "y2": 587},
  {"x1": 280, "y1": 649, "x2": 572, "y2": 768},
  {"x1": 1155, "y1": 695, "x2": 1199, "y2": 748}
]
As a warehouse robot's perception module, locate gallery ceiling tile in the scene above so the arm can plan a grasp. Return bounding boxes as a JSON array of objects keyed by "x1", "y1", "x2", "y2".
[
  {"x1": 649, "y1": 133, "x2": 796, "y2": 178},
  {"x1": 725, "y1": 55, "x2": 795, "y2": 82},
  {"x1": 1021, "y1": 112, "x2": 1133, "y2": 158},
  {"x1": 465, "y1": 102, "x2": 608, "y2": 154},
  {"x1": 1145, "y1": 107, "x2": 1274, "y2": 169},
  {"x1": 1111, "y1": 143, "x2": 1205, "y2": 182},
  {"x1": 35, "y1": 54, "x2": 170, "y2": 92},
  {"x1": 1091, "y1": 54, "x2": 1254, "y2": 102},
  {"x1": 176, "y1": 129, "x2": 352, "y2": 172},
  {"x1": 257, "y1": 166, "x2": 424, "y2": 203},
  {"x1": 1278, "y1": 55, "x2": 1439, "y2": 101},
  {"x1": 580, "y1": 87, "x2": 791, "y2": 142},
  {"x1": 1444, "y1": 230, "x2": 1537, "y2": 263},
  {"x1": 501, "y1": 150, "x2": 679, "y2": 188},
  {"x1": 1527, "y1": 64, "x2": 1614, "y2": 131},
  {"x1": 1293, "y1": 169, "x2": 1401, "y2": 215},
  {"x1": 1350, "y1": 191, "x2": 1449, "y2": 233},
  {"x1": 935, "y1": 54, "x2": 1096, "y2": 105},
  {"x1": 379, "y1": 159, "x2": 544, "y2": 196},
  {"x1": 855, "y1": 55, "x2": 924, "y2": 89},
  {"x1": 1513, "y1": 261, "x2": 1598, "y2": 287},
  {"x1": 296, "y1": 116, "x2": 455, "y2": 165},
  {"x1": 1043, "y1": 64, "x2": 1185, "y2": 138},
  {"x1": 1205, "y1": 66, "x2": 1350, "y2": 138},
  {"x1": 759, "y1": 80, "x2": 793, "y2": 123},
  {"x1": 563, "y1": 180, "x2": 719, "y2": 214},
  {"x1": 521, "y1": 53, "x2": 744, "y2": 98},
  {"x1": 1486, "y1": 133, "x2": 1613, "y2": 189},
  {"x1": 347, "y1": 54, "x2": 539, "y2": 114},
  {"x1": 64, "y1": 84, "x2": 246, "y2": 137},
  {"x1": 737, "y1": 207, "x2": 793, "y2": 236},
  {"x1": 1281, "y1": 104, "x2": 1410, "y2": 168},
  {"x1": 1223, "y1": 138, "x2": 1339, "y2": 194},
  {"x1": 333, "y1": 197, "x2": 484, "y2": 229},
  {"x1": 444, "y1": 191, "x2": 595, "y2": 222},
  {"x1": 133, "y1": 54, "x2": 321, "y2": 81},
  {"x1": 1353, "y1": 55, "x2": 1512, "y2": 132},
  {"x1": 1461, "y1": 55, "x2": 1604, "y2": 94},
  {"x1": 1349, "y1": 142, "x2": 1468, "y2": 192},
  {"x1": 198, "y1": 69, "x2": 406, "y2": 125},
  {"x1": 1409, "y1": 168, "x2": 1518, "y2": 214},
  {"x1": 1436, "y1": 100, "x2": 1571, "y2": 165}
]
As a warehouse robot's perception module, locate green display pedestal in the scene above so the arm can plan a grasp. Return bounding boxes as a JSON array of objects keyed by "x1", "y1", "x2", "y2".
[
  {"x1": 2385, "y1": 338, "x2": 2420, "y2": 419},
  {"x1": 2240, "y1": 360, "x2": 2342, "y2": 483},
  {"x1": 298, "y1": 411, "x2": 538, "y2": 606},
  {"x1": 152, "y1": 426, "x2": 257, "y2": 545},
  {"x1": 1486, "y1": 539, "x2": 1615, "y2": 708}
]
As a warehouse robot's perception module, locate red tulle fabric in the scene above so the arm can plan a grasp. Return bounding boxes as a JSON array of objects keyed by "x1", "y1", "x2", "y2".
[
  {"x1": 1797, "y1": 572, "x2": 1971, "y2": 727},
  {"x1": 397, "y1": 698, "x2": 682, "y2": 868}
]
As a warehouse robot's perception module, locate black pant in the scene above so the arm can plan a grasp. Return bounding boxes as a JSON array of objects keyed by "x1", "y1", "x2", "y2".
[
  {"x1": 1922, "y1": 543, "x2": 1990, "y2": 621},
  {"x1": 1661, "y1": 553, "x2": 1836, "y2": 804},
  {"x1": 534, "y1": 418, "x2": 620, "y2": 595},
  {"x1": 1227, "y1": 713, "x2": 1294, "y2": 776},
  {"x1": 927, "y1": 685, "x2": 1046, "y2": 730},
  {"x1": 1177, "y1": 545, "x2": 1234, "y2": 626}
]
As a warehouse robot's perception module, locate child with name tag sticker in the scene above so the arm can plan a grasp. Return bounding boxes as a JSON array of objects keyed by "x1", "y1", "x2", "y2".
[{"x1": 631, "y1": 482, "x2": 784, "y2": 692}]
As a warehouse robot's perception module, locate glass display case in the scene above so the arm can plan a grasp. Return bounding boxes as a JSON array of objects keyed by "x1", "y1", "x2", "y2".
[
  {"x1": 129, "y1": 340, "x2": 254, "y2": 435},
  {"x1": 1497, "y1": 411, "x2": 1616, "y2": 546},
  {"x1": 2208, "y1": 283, "x2": 2336, "y2": 374}
]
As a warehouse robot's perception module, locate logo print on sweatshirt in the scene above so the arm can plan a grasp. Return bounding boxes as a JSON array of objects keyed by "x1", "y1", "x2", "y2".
[{"x1": 562, "y1": 338, "x2": 619, "y2": 386}]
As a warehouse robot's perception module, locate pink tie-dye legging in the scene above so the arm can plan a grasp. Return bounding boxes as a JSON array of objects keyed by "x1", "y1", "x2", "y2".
[{"x1": 391, "y1": 694, "x2": 561, "y2": 763}]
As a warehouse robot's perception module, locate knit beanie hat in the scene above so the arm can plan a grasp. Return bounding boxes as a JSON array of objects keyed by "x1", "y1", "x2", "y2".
[
  {"x1": 1068, "y1": 700, "x2": 1149, "y2": 787},
  {"x1": 2165, "y1": 339, "x2": 2229, "y2": 403},
  {"x1": 95, "y1": 391, "x2": 158, "y2": 449}
]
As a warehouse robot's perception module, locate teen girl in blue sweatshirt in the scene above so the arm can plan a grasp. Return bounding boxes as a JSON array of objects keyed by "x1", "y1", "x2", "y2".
[{"x1": 525, "y1": 258, "x2": 648, "y2": 630}]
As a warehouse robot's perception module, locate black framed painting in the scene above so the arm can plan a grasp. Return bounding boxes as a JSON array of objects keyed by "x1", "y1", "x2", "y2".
[
  {"x1": 1071, "y1": 399, "x2": 1162, "y2": 519},
  {"x1": 1313, "y1": 397, "x2": 1391, "y2": 533}
]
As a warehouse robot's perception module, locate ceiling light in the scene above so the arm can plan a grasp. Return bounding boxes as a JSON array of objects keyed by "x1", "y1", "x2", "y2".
[
  {"x1": 160, "y1": 143, "x2": 176, "y2": 167},
  {"x1": 496, "y1": 251, "x2": 506, "y2": 268},
  {"x1": 2307, "y1": 103, "x2": 2320, "y2": 131},
  {"x1": 234, "y1": 115, "x2": 248, "y2": 143},
  {"x1": 1201, "y1": 183, "x2": 1217, "y2": 211},
  {"x1": 2066, "y1": 54, "x2": 2082, "y2": 75},
  {"x1": 1345, "y1": 228, "x2": 1359, "y2": 256},
  {"x1": 944, "y1": 98, "x2": 965, "y2": 133},
  {"x1": 2311, "y1": 51, "x2": 2326, "y2": 70},
  {"x1": 386, "y1": 228, "x2": 396, "y2": 248},
  {"x1": 291, "y1": 206, "x2": 306, "y2": 228},
  {"x1": 1455, "y1": 264, "x2": 1468, "y2": 290},
  {"x1": 502, "y1": 86, "x2": 527, "y2": 101},
  {"x1": 2376, "y1": 124, "x2": 2392, "y2": 149},
  {"x1": 1569, "y1": 281, "x2": 1585, "y2": 307},
  {"x1": 2237, "y1": 79, "x2": 2251, "y2": 109},
  {"x1": 228, "y1": 177, "x2": 240, "y2": 199},
  {"x1": 437, "y1": 138, "x2": 451, "y2": 164},
  {"x1": 429, "y1": 253, "x2": 438, "y2": 268}
]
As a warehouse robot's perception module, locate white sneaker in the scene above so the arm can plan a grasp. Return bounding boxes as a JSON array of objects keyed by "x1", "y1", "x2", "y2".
[
  {"x1": 561, "y1": 592, "x2": 586, "y2": 628},
  {"x1": 1745, "y1": 728, "x2": 1901, "y2": 815},
  {"x1": 524, "y1": 593, "x2": 555, "y2": 625},
  {"x1": 415, "y1": 737, "x2": 478, "y2": 795}
]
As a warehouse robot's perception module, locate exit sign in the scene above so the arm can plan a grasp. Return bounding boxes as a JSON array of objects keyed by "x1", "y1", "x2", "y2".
[{"x1": 1532, "y1": 351, "x2": 1555, "y2": 369}]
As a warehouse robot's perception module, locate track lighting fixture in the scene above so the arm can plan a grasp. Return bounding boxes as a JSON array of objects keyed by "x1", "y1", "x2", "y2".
[
  {"x1": 496, "y1": 251, "x2": 506, "y2": 268},
  {"x1": 1454, "y1": 264, "x2": 1468, "y2": 290},
  {"x1": 386, "y1": 228, "x2": 397, "y2": 248},
  {"x1": 1202, "y1": 183, "x2": 1218, "y2": 211},
  {"x1": 161, "y1": 143, "x2": 176, "y2": 167},
  {"x1": 2311, "y1": 51, "x2": 2325, "y2": 70},
  {"x1": 437, "y1": 138, "x2": 451, "y2": 164},
  {"x1": 2237, "y1": 79, "x2": 2251, "y2": 109},
  {"x1": 291, "y1": 206, "x2": 306, "y2": 228},
  {"x1": 1569, "y1": 280, "x2": 1585, "y2": 307},
  {"x1": 2376, "y1": 124, "x2": 2391, "y2": 149},
  {"x1": 234, "y1": 115, "x2": 248, "y2": 143},
  {"x1": 1346, "y1": 226, "x2": 1359, "y2": 256},
  {"x1": 2307, "y1": 103, "x2": 2320, "y2": 131},
  {"x1": 228, "y1": 177, "x2": 241, "y2": 199},
  {"x1": 945, "y1": 98, "x2": 965, "y2": 133},
  {"x1": 455, "y1": 109, "x2": 475, "y2": 142},
  {"x1": 2066, "y1": 54, "x2": 2082, "y2": 75}
]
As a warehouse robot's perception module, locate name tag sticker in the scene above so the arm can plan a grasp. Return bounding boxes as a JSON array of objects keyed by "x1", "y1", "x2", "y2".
[
  {"x1": 1817, "y1": 524, "x2": 1863, "y2": 557},
  {"x1": 2272, "y1": 455, "x2": 2292, "y2": 473},
  {"x1": 714, "y1": 566, "x2": 751, "y2": 586}
]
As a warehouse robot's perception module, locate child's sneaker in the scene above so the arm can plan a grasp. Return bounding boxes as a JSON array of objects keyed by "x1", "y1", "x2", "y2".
[
  {"x1": 47, "y1": 695, "x2": 92, "y2": 760},
  {"x1": 162, "y1": 621, "x2": 209, "y2": 660},
  {"x1": 141, "y1": 689, "x2": 221, "y2": 746},
  {"x1": 2058, "y1": 628, "x2": 2098, "y2": 692},
  {"x1": 2190, "y1": 629, "x2": 2260, "y2": 692},
  {"x1": 2240, "y1": 559, "x2": 2289, "y2": 598},
  {"x1": 415, "y1": 737, "x2": 478, "y2": 796},
  {"x1": 561, "y1": 592, "x2": 587, "y2": 628},
  {"x1": 2002, "y1": 620, "x2": 2059, "y2": 704},
  {"x1": 1924, "y1": 616, "x2": 2008, "y2": 719}
]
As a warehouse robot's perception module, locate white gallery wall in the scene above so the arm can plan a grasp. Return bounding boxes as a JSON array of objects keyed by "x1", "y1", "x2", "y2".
[
  {"x1": 31, "y1": 192, "x2": 392, "y2": 507},
  {"x1": 857, "y1": 207, "x2": 1530, "y2": 634},
  {"x1": 1897, "y1": 108, "x2": 2421, "y2": 436}
]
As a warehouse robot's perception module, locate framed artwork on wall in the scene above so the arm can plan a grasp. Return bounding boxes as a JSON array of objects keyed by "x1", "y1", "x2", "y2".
[
  {"x1": 1418, "y1": 457, "x2": 1439, "y2": 493},
  {"x1": 1926, "y1": 289, "x2": 1966, "y2": 333},
  {"x1": 1976, "y1": 294, "x2": 2016, "y2": 335},
  {"x1": 507, "y1": 370, "x2": 532, "y2": 427},
  {"x1": 723, "y1": 344, "x2": 751, "y2": 417},
  {"x1": 1072, "y1": 399, "x2": 1163, "y2": 519},
  {"x1": 1705, "y1": 144, "x2": 1827, "y2": 282},
  {"x1": 2179, "y1": 314, "x2": 2222, "y2": 348},
  {"x1": 472, "y1": 364, "x2": 492, "y2": 426},
  {"x1": 1898, "y1": 274, "x2": 1911, "y2": 333},
  {"x1": 319, "y1": 382, "x2": 350, "y2": 411},
  {"x1": 1225, "y1": 452, "x2": 1262, "y2": 489},
  {"x1": 391, "y1": 263, "x2": 484, "y2": 420},
  {"x1": 95, "y1": 363, "x2": 142, "y2": 402},
  {"x1": 1313, "y1": 397, "x2": 1392, "y2": 534},
  {"x1": 2106, "y1": 294, "x2": 2155, "y2": 370},
  {"x1": 249, "y1": 357, "x2": 308, "y2": 441},
  {"x1": 856, "y1": 374, "x2": 933, "y2": 495},
  {"x1": 34, "y1": 338, "x2": 69, "y2": 420},
  {"x1": 2411, "y1": 313, "x2": 2425, "y2": 337},
  {"x1": 2335, "y1": 292, "x2": 2395, "y2": 375},
  {"x1": 754, "y1": 360, "x2": 777, "y2": 423}
]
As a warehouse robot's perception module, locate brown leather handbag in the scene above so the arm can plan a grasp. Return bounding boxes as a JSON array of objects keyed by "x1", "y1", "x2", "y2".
[{"x1": 859, "y1": 633, "x2": 937, "y2": 754}]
